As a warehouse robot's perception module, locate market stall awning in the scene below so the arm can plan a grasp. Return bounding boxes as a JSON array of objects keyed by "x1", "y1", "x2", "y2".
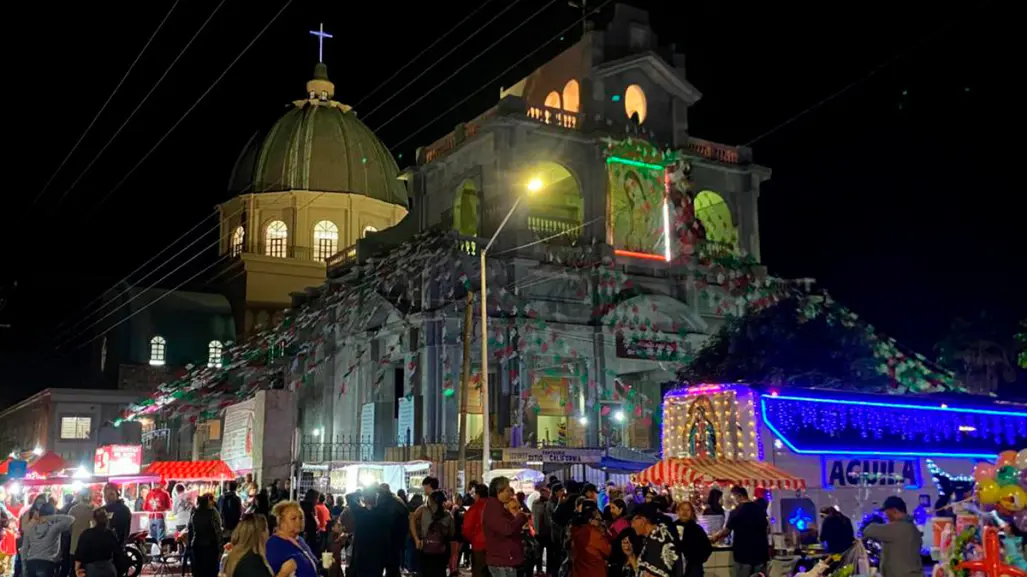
[
  {"x1": 636, "y1": 458, "x2": 806, "y2": 490},
  {"x1": 28, "y1": 452, "x2": 67, "y2": 476},
  {"x1": 143, "y1": 460, "x2": 236, "y2": 481}
]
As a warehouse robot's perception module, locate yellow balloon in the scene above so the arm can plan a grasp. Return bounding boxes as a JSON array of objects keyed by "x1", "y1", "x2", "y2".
[
  {"x1": 979, "y1": 480, "x2": 1002, "y2": 505},
  {"x1": 998, "y1": 484, "x2": 1027, "y2": 512}
]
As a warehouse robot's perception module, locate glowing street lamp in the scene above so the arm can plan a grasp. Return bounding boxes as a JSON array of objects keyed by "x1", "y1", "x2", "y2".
[{"x1": 480, "y1": 176, "x2": 542, "y2": 474}]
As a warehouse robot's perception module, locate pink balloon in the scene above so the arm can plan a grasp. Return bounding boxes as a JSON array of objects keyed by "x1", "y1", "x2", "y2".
[{"x1": 974, "y1": 462, "x2": 997, "y2": 482}]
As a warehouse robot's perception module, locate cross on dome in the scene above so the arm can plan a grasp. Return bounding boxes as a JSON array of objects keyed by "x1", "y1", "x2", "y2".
[{"x1": 309, "y1": 23, "x2": 332, "y2": 63}]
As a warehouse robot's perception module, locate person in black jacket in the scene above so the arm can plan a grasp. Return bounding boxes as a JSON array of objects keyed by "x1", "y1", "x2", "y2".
[
  {"x1": 300, "y1": 490, "x2": 321, "y2": 557},
  {"x1": 818, "y1": 506, "x2": 855, "y2": 554},
  {"x1": 219, "y1": 482, "x2": 243, "y2": 539},
  {"x1": 101, "y1": 484, "x2": 132, "y2": 545},
  {"x1": 189, "y1": 495, "x2": 224, "y2": 577},
  {"x1": 674, "y1": 502, "x2": 712, "y2": 577},
  {"x1": 75, "y1": 508, "x2": 122, "y2": 577}
]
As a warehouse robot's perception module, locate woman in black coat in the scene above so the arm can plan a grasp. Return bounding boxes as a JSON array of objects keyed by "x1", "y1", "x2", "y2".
[{"x1": 674, "y1": 502, "x2": 712, "y2": 577}]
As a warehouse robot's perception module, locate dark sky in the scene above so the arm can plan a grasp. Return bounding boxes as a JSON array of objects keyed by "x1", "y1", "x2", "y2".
[{"x1": 0, "y1": 0, "x2": 1021, "y2": 402}]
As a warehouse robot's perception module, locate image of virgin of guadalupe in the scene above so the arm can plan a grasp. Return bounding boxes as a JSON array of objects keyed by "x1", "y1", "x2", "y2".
[{"x1": 613, "y1": 169, "x2": 660, "y2": 252}]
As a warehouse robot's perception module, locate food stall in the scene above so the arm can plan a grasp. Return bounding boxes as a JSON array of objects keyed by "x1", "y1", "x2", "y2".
[
  {"x1": 483, "y1": 468, "x2": 547, "y2": 494},
  {"x1": 133, "y1": 460, "x2": 236, "y2": 532},
  {"x1": 301, "y1": 460, "x2": 432, "y2": 496}
]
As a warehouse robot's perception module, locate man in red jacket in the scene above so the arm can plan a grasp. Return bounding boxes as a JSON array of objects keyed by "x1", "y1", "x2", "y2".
[
  {"x1": 483, "y1": 476, "x2": 529, "y2": 577},
  {"x1": 462, "y1": 484, "x2": 490, "y2": 577}
]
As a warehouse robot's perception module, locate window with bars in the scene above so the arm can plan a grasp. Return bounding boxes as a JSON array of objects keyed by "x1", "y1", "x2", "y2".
[
  {"x1": 149, "y1": 336, "x2": 166, "y2": 366},
  {"x1": 265, "y1": 220, "x2": 288, "y2": 257},
  {"x1": 208, "y1": 340, "x2": 223, "y2": 368},
  {"x1": 60, "y1": 416, "x2": 91, "y2": 440},
  {"x1": 231, "y1": 226, "x2": 245, "y2": 256},
  {"x1": 313, "y1": 220, "x2": 339, "y2": 261}
]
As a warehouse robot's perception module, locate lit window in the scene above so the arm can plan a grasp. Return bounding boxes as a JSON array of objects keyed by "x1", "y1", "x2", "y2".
[
  {"x1": 265, "y1": 220, "x2": 288, "y2": 258},
  {"x1": 60, "y1": 417, "x2": 91, "y2": 440},
  {"x1": 207, "y1": 340, "x2": 223, "y2": 368},
  {"x1": 562, "y1": 80, "x2": 580, "y2": 113},
  {"x1": 544, "y1": 91, "x2": 561, "y2": 109},
  {"x1": 313, "y1": 220, "x2": 339, "y2": 261},
  {"x1": 363, "y1": 225, "x2": 378, "y2": 238},
  {"x1": 624, "y1": 84, "x2": 647, "y2": 124},
  {"x1": 231, "y1": 226, "x2": 244, "y2": 256},
  {"x1": 149, "y1": 336, "x2": 167, "y2": 366}
]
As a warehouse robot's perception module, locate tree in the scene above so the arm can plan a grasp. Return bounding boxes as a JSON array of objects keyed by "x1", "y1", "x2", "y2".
[
  {"x1": 678, "y1": 293, "x2": 890, "y2": 391},
  {"x1": 934, "y1": 312, "x2": 1016, "y2": 395}
]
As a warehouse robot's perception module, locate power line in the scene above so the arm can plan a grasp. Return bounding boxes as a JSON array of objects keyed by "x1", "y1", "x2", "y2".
[
  {"x1": 390, "y1": 0, "x2": 614, "y2": 150},
  {"x1": 354, "y1": 0, "x2": 500, "y2": 109},
  {"x1": 54, "y1": 0, "x2": 230, "y2": 208},
  {"x1": 80, "y1": 0, "x2": 295, "y2": 221},
  {"x1": 32, "y1": 0, "x2": 183, "y2": 207},
  {"x1": 373, "y1": 0, "x2": 564, "y2": 132},
  {"x1": 361, "y1": 0, "x2": 527, "y2": 119}
]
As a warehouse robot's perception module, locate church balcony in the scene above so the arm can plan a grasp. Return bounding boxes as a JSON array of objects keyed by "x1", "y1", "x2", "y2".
[
  {"x1": 527, "y1": 216, "x2": 582, "y2": 244},
  {"x1": 236, "y1": 244, "x2": 332, "y2": 263},
  {"x1": 418, "y1": 96, "x2": 750, "y2": 168}
]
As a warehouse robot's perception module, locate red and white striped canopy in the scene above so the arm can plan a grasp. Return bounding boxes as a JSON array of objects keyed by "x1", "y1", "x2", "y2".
[{"x1": 636, "y1": 458, "x2": 806, "y2": 490}]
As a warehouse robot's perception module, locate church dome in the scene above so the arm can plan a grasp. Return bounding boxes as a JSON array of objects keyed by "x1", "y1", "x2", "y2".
[{"x1": 231, "y1": 64, "x2": 408, "y2": 207}]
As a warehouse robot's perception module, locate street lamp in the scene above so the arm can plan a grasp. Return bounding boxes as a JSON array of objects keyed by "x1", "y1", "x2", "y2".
[{"x1": 480, "y1": 176, "x2": 540, "y2": 475}]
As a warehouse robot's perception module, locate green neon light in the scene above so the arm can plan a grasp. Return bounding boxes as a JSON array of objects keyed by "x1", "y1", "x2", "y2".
[{"x1": 606, "y1": 156, "x2": 665, "y2": 170}]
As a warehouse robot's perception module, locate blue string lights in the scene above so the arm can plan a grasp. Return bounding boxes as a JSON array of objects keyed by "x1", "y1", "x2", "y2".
[{"x1": 761, "y1": 393, "x2": 1027, "y2": 459}]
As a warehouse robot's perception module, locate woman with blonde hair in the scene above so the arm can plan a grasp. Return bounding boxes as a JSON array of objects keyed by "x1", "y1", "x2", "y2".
[
  {"x1": 223, "y1": 515, "x2": 271, "y2": 577},
  {"x1": 265, "y1": 502, "x2": 318, "y2": 577}
]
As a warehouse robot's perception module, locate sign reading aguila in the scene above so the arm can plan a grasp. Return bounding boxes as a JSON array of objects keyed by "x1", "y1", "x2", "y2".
[
  {"x1": 502, "y1": 448, "x2": 603, "y2": 464},
  {"x1": 824, "y1": 458, "x2": 920, "y2": 488},
  {"x1": 94, "y1": 445, "x2": 142, "y2": 476}
]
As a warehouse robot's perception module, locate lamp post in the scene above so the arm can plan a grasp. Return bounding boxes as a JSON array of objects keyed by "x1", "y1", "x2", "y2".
[{"x1": 480, "y1": 177, "x2": 543, "y2": 475}]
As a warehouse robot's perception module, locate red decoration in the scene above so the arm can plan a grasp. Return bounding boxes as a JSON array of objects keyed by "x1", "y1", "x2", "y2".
[{"x1": 955, "y1": 526, "x2": 1027, "y2": 577}]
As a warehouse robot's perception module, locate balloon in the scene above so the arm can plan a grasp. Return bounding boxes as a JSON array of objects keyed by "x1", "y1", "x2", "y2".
[
  {"x1": 998, "y1": 451, "x2": 1019, "y2": 468},
  {"x1": 998, "y1": 465, "x2": 1020, "y2": 487},
  {"x1": 980, "y1": 479, "x2": 1002, "y2": 504},
  {"x1": 1021, "y1": 468, "x2": 1027, "y2": 489},
  {"x1": 1015, "y1": 509, "x2": 1027, "y2": 533},
  {"x1": 1018, "y1": 448, "x2": 1027, "y2": 470},
  {"x1": 975, "y1": 462, "x2": 997, "y2": 482},
  {"x1": 999, "y1": 484, "x2": 1027, "y2": 512}
]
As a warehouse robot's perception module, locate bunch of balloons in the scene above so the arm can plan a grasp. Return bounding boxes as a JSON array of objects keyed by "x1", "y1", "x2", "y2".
[{"x1": 973, "y1": 448, "x2": 1027, "y2": 532}]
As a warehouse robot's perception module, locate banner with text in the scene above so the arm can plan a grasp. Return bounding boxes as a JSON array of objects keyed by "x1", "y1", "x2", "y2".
[{"x1": 221, "y1": 399, "x2": 255, "y2": 473}]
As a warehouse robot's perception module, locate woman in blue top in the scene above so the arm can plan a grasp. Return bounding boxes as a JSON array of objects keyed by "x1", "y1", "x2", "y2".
[{"x1": 266, "y1": 502, "x2": 319, "y2": 577}]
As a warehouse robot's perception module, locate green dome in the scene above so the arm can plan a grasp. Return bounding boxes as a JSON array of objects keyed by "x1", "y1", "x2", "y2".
[{"x1": 236, "y1": 66, "x2": 407, "y2": 207}]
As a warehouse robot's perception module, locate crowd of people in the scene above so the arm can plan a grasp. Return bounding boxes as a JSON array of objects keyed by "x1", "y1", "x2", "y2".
[{"x1": 0, "y1": 474, "x2": 929, "y2": 577}]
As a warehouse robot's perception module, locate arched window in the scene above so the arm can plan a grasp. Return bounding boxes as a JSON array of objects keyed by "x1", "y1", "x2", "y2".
[
  {"x1": 363, "y1": 225, "x2": 378, "y2": 238},
  {"x1": 694, "y1": 190, "x2": 739, "y2": 251},
  {"x1": 624, "y1": 84, "x2": 647, "y2": 124},
  {"x1": 265, "y1": 220, "x2": 288, "y2": 258},
  {"x1": 544, "y1": 91, "x2": 561, "y2": 109},
  {"x1": 562, "y1": 80, "x2": 580, "y2": 113},
  {"x1": 452, "y1": 181, "x2": 479, "y2": 237},
  {"x1": 207, "y1": 340, "x2": 223, "y2": 368},
  {"x1": 149, "y1": 336, "x2": 166, "y2": 366},
  {"x1": 313, "y1": 220, "x2": 339, "y2": 261},
  {"x1": 231, "y1": 226, "x2": 244, "y2": 257}
]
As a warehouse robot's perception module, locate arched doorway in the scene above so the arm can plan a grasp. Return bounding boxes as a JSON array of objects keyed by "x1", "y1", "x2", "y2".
[{"x1": 523, "y1": 162, "x2": 583, "y2": 242}]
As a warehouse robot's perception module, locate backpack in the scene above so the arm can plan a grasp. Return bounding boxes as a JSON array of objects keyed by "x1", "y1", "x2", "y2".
[{"x1": 422, "y1": 520, "x2": 448, "y2": 555}]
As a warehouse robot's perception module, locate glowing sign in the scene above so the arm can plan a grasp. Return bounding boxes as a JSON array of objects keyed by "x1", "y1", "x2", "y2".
[{"x1": 94, "y1": 445, "x2": 142, "y2": 476}]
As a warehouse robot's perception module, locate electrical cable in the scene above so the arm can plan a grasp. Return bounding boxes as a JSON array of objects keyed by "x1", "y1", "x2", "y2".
[
  {"x1": 389, "y1": 0, "x2": 615, "y2": 150},
  {"x1": 54, "y1": 0, "x2": 230, "y2": 208},
  {"x1": 31, "y1": 0, "x2": 183, "y2": 207},
  {"x1": 361, "y1": 0, "x2": 528, "y2": 120},
  {"x1": 80, "y1": 0, "x2": 295, "y2": 221},
  {"x1": 372, "y1": 0, "x2": 568, "y2": 131},
  {"x1": 354, "y1": 0, "x2": 500, "y2": 108}
]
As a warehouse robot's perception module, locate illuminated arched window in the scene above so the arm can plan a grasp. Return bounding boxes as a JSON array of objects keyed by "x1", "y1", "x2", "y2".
[
  {"x1": 363, "y1": 225, "x2": 378, "y2": 238},
  {"x1": 562, "y1": 80, "x2": 580, "y2": 113},
  {"x1": 524, "y1": 161, "x2": 584, "y2": 242},
  {"x1": 207, "y1": 340, "x2": 223, "y2": 368},
  {"x1": 265, "y1": 220, "x2": 288, "y2": 258},
  {"x1": 544, "y1": 91, "x2": 561, "y2": 109},
  {"x1": 695, "y1": 190, "x2": 739, "y2": 251},
  {"x1": 313, "y1": 220, "x2": 339, "y2": 261},
  {"x1": 230, "y1": 226, "x2": 244, "y2": 256},
  {"x1": 452, "y1": 181, "x2": 479, "y2": 237},
  {"x1": 624, "y1": 84, "x2": 647, "y2": 124},
  {"x1": 149, "y1": 336, "x2": 166, "y2": 367}
]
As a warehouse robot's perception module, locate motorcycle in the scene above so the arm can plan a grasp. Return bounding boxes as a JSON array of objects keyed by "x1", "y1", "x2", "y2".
[{"x1": 121, "y1": 530, "x2": 149, "y2": 577}]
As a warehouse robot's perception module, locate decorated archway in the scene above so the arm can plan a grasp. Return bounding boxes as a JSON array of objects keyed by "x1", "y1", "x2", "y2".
[{"x1": 523, "y1": 161, "x2": 583, "y2": 241}]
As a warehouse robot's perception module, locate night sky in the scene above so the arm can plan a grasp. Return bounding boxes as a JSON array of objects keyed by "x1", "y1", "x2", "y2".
[{"x1": 0, "y1": 0, "x2": 1020, "y2": 403}]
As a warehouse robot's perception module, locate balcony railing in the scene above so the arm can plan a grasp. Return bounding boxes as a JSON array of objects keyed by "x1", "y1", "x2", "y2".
[
  {"x1": 527, "y1": 216, "x2": 582, "y2": 242},
  {"x1": 235, "y1": 244, "x2": 334, "y2": 263},
  {"x1": 526, "y1": 105, "x2": 583, "y2": 129}
]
